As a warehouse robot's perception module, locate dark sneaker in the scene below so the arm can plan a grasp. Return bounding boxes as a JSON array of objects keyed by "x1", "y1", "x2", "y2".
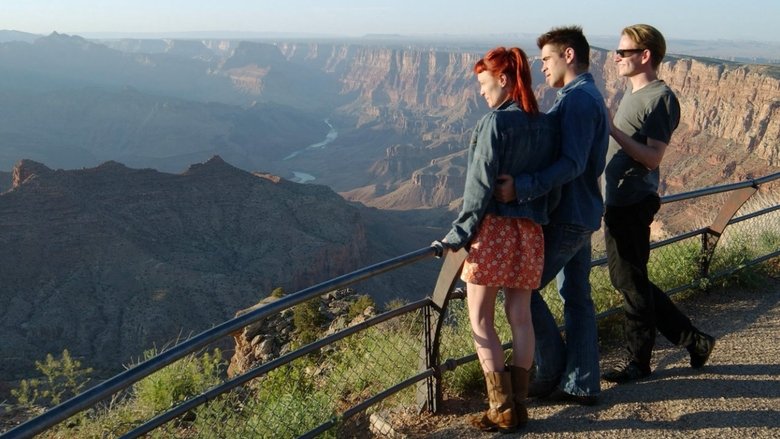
[
  {"x1": 547, "y1": 388, "x2": 599, "y2": 406},
  {"x1": 688, "y1": 332, "x2": 716, "y2": 369},
  {"x1": 527, "y1": 378, "x2": 558, "y2": 398},
  {"x1": 601, "y1": 360, "x2": 651, "y2": 384}
]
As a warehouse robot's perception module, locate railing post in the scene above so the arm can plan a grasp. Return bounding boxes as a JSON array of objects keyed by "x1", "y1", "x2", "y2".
[
  {"x1": 416, "y1": 247, "x2": 467, "y2": 414},
  {"x1": 699, "y1": 231, "x2": 716, "y2": 281},
  {"x1": 698, "y1": 185, "x2": 758, "y2": 286}
]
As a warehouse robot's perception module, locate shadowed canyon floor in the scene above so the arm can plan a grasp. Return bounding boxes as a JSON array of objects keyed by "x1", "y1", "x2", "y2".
[{"x1": 386, "y1": 273, "x2": 780, "y2": 438}]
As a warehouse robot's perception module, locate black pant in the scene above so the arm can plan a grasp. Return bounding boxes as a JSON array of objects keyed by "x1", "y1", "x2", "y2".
[{"x1": 604, "y1": 195, "x2": 696, "y2": 367}]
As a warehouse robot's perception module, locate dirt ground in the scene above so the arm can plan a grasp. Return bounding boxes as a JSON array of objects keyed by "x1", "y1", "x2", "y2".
[{"x1": 383, "y1": 274, "x2": 780, "y2": 438}]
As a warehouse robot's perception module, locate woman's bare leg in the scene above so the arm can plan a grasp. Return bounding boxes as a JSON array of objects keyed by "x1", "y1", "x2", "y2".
[
  {"x1": 504, "y1": 288, "x2": 534, "y2": 369},
  {"x1": 466, "y1": 283, "x2": 504, "y2": 372}
]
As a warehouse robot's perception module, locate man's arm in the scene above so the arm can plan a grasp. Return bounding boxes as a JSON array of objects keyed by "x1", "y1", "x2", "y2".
[
  {"x1": 609, "y1": 90, "x2": 677, "y2": 170},
  {"x1": 609, "y1": 122, "x2": 667, "y2": 170},
  {"x1": 496, "y1": 91, "x2": 601, "y2": 203}
]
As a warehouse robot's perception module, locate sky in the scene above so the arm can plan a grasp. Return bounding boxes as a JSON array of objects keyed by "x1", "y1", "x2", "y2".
[{"x1": 2, "y1": 0, "x2": 779, "y2": 43}]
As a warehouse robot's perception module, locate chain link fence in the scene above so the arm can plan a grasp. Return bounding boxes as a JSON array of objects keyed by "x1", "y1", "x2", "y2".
[{"x1": 150, "y1": 305, "x2": 428, "y2": 439}]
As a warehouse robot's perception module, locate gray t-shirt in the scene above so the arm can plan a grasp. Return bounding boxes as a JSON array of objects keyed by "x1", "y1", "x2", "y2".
[{"x1": 605, "y1": 80, "x2": 680, "y2": 206}]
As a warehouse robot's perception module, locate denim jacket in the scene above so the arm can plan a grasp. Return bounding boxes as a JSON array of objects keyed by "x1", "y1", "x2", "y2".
[
  {"x1": 512, "y1": 72, "x2": 609, "y2": 230},
  {"x1": 444, "y1": 101, "x2": 560, "y2": 250}
]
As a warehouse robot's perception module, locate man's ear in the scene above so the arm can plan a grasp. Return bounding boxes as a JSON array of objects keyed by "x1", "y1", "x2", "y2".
[
  {"x1": 640, "y1": 49, "x2": 652, "y2": 66},
  {"x1": 564, "y1": 47, "x2": 576, "y2": 64}
]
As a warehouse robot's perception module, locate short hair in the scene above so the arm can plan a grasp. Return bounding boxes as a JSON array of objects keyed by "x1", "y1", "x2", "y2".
[
  {"x1": 536, "y1": 26, "x2": 590, "y2": 69},
  {"x1": 621, "y1": 24, "x2": 667, "y2": 69}
]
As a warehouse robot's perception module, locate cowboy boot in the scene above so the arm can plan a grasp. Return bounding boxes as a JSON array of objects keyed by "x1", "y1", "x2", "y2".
[
  {"x1": 469, "y1": 370, "x2": 518, "y2": 433},
  {"x1": 508, "y1": 365, "x2": 530, "y2": 427}
]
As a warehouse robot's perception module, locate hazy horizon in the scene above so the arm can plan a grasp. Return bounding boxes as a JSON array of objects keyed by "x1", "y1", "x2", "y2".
[
  {"x1": 3, "y1": 1, "x2": 780, "y2": 44},
  {"x1": 3, "y1": 28, "x2": 778, "y2": 64}
]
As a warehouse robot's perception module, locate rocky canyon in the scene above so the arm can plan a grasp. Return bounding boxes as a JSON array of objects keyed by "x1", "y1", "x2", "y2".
[{"x1": 0, "y1": 33, "x2": 777, "y2": 380}]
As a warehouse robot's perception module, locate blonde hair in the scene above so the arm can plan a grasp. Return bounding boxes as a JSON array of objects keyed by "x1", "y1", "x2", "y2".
[{"x1": 622, "y1": 24, "x2": 666, "y2": 69}]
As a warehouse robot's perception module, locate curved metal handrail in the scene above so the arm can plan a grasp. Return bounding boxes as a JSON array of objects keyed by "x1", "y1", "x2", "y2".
[
  {"x1": 2, "y1": 246, "x2": 440, "y2": 439},
  {"x1": 121, "y1": 298, "x2": 433, "y2": 438},
  {"x1": 660, "y1": 171, "x2": 779, "y2": 204}
]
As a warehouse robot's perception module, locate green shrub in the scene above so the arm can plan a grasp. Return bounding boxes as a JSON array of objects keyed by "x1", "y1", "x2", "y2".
[
  {"x1": 648, "y1": 239, "x2": 702, "y2": 290},
  {"x1": 293, "y1": 298, "x2": 326, "y2": 345},
  {"x1": 131, "y1": 348, "x2": 224, "y2": 413},
  {"x1": 445, "y1": 360, "x2": 484, "y2": 396},
  {"x1": 347, "y1": 295, "x2": 375, "y2": 321},
  {"x1": 31, "y1": 348, "x2": 226, "y2": 438},
  {"x1": 12, "y1": 349, "x2": 93, "y2": 407}
]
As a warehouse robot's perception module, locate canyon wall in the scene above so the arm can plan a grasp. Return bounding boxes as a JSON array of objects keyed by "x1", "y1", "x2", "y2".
[
  {"x1": 309, "y1": 45, "x2": 780, "y2": 208},
  {"x1": 661, "y1": 59, "x2": 780, "y2": 166}
]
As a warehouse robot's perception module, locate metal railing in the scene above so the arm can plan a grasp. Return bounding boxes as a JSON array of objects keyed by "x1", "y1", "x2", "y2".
[{"x1": 2, "y1": 171, "x2": 779, "y2": 438}]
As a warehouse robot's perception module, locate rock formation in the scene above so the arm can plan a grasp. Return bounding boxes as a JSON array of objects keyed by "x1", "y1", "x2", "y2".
[
  {"x1": 227, "y1": 288, "x2": 376, "y2": 377},
  {"x1": 0, "y1": 157, "x2": 369, "y2": 379},
  {"x1": 660, "y1": 59, "x2": 780, "y2": 167}
]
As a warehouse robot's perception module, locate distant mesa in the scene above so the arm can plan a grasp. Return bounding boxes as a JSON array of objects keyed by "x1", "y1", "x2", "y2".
[{"x1": 10, "y1": 155, "x2": 286, "y2": 188}]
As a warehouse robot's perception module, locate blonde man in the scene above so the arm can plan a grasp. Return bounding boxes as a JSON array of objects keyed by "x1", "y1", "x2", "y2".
[{"x1": 602, "y1": 24, "x2": 715, "y2": 383}]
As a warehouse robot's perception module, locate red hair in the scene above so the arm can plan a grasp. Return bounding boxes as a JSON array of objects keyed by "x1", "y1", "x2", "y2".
[{"x1": 474, "y1": 47, "x2": 538, "y2": 115}]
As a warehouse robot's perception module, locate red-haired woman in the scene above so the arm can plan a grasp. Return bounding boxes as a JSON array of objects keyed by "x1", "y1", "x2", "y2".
[{"x1": 440, "y1": 47, "x2": 559, "y2": 433}]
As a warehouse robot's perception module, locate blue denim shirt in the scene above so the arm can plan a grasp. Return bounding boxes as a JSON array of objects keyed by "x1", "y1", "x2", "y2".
[
  {"x1": 512, "y1": 72, "x2": 609, "y2": 231},
  {"x1": 444, "y1": 101, "x2": 560, "y2": 250}
]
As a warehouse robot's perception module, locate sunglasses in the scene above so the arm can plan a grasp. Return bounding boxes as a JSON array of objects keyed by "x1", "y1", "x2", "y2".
[{"x1": 615, "y1": 48, "x2": 644, "y2": 58}]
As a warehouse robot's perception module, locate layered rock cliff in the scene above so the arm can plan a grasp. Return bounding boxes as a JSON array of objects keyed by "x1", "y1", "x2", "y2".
[
  {"x1": 330, "y1": 46, "x2": 779, "y2": 209},
  {"x1": 659, "y1": 59, "x2": 780, "y2": 167},
  {"x1": 278, "y1": 43, "x2": 484, "y2": 133}
]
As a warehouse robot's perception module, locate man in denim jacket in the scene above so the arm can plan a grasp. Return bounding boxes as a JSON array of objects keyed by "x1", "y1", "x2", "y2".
[{"x1": 495, "y1": 26, "x2": 608, "y2": 405}]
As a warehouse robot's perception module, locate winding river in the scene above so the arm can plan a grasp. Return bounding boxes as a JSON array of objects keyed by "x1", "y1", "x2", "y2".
[
  {"x1": 284, "y1": 119, "x2": 338, "y2": 160},
  {"x1": 284, "y1": 119, "x2": 338, "y2": 183}
]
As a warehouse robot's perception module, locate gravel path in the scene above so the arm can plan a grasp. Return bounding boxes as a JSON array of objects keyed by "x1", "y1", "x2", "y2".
[{"x1": 394, "y1": 275, "x2": 780, "y2": 438}]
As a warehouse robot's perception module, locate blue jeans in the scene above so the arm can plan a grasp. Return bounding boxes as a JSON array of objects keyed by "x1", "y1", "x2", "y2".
[{"x1": 531, "y1": 223, "x2": 600, "y2": 396}]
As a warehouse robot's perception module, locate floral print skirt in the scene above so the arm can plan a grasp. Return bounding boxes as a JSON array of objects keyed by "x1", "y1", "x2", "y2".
[{"x1": 460, "y1": 214, "x2": 544, "y2": 289}]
